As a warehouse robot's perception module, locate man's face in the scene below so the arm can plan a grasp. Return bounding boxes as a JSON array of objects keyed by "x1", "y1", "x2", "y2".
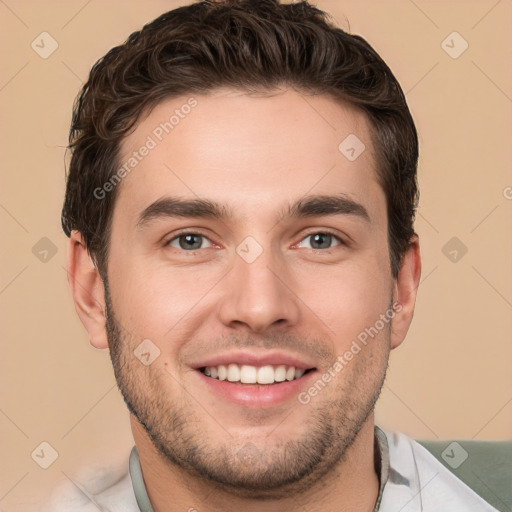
[{"x1": 105, "y1": 88, "x2": 395, "y2": 496}]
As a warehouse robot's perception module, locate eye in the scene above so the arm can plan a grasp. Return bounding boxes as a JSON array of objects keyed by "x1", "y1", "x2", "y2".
[
  {"x1": 297, "y1": 232, "x2": 343, "y2": 250},
  {"x1": 167, "y1": 233, "x2": 213, "y2": 251}
]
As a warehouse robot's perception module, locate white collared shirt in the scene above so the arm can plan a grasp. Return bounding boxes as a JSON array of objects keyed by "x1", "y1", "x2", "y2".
[{"x1": 43, "y1": 426, "x2": 500, "y2": 511}]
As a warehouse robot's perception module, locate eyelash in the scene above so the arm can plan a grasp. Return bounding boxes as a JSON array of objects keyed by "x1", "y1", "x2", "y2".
[{"x1": 164, "y1": 229, "x2": 347, "y2": 253}]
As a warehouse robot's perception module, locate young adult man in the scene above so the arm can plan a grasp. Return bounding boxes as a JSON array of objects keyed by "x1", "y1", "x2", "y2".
[{"x1": 49, "y1": 1, "x2": 510, "y2": 510}]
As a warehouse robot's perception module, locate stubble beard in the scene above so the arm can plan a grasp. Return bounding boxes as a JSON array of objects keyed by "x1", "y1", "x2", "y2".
[{"x1": 104, "y1": 281, "x2": 389, "y2": 499}]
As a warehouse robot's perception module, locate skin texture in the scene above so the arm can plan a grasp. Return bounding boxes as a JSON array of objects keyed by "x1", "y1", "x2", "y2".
[{"x1": 68, "y1": 87, "x2": 421, "y2": 512}]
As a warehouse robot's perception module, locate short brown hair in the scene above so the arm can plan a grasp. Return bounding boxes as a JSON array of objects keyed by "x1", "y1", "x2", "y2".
[{"x1": 61, "y1": 0, "x2": 419, "y2": 279}]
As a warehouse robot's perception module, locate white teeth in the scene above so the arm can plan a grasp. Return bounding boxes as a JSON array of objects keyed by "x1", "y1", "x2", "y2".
[
  {"x1": 257, "y1": 365, "x2": 275, "y2": 384},
  {"x1": 201, "y1": 364, "x2": 311, "y2": 384},
  {"x1": 217, "y1": 365, "x2": 227, "y2": 381},
  {"x1": 274, "y1": 365, "x2": 286, "y2": 382},
  {"x1": 227, "y1": 363, "x2": 240, "y2": 382},
  {"x1": 240, "y1": 365, "x2": 257, "y2": 384}
]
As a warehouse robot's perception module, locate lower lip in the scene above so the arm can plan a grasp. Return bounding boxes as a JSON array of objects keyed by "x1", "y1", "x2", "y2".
[{"x1": 195, "y1": 369, "x2": 318, "y2": 408}]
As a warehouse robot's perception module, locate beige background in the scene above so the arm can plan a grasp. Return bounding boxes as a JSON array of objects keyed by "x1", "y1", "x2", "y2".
[{"x1": 1, "y1": 0, "x2": 511, "y2": 509}]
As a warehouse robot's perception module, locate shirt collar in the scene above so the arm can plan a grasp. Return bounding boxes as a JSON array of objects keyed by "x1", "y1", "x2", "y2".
[
  {"x1": 129, "y1": 444, "x2": 154, "y2": 512},
  {"x1": 373, "y1": 425, "x2": 391, "y2": 511}
]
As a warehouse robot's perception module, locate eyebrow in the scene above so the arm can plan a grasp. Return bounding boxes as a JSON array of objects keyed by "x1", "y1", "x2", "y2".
[
  {"x1": 285, "y1": 194, "x2": 370, "y2": 224},
  {"x1": 136, "y1": 193, "x2": 371, "y2": 228}
]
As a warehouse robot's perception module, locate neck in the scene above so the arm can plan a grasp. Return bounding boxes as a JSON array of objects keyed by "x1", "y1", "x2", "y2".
[{"x1": 131, "y1": 414, "x2": 380, "y2": 512}]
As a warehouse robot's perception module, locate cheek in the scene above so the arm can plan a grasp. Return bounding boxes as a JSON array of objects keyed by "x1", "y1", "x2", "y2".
[
  {"x1": 109, "y1": 260, "x2": 220, "y2": 339},
  {"x1": 296, "y1": 258, "x2": 391, "y2": 346}
]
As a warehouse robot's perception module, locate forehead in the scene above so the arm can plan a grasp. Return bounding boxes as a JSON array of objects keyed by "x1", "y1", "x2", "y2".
[{"x1": 113, "y1": 87, "x2": 384, "y2": 228}]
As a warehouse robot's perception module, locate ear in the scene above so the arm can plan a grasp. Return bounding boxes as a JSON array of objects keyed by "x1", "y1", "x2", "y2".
[
  {"x1": 67, "y1": 231, "x2": 108, "y2": 349},
  {"x1": 390, "y1": 235, "x2": 421, "y2": 350}
]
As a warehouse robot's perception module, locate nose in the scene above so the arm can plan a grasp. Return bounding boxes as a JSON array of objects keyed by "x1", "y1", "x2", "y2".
[{"x1": 217, "y1": 243, "x2": 301, "y2": 333}]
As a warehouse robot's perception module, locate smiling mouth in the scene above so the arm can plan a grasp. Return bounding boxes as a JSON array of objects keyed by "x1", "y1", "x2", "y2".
[{"x1": 199, "y1": 364, "x2": 315, "y2": 385}]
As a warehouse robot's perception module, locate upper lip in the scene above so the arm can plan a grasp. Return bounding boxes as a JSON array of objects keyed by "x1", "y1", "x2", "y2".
[{"x1": 191, "y1": 351, "x2": 317, "y2": 371}]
